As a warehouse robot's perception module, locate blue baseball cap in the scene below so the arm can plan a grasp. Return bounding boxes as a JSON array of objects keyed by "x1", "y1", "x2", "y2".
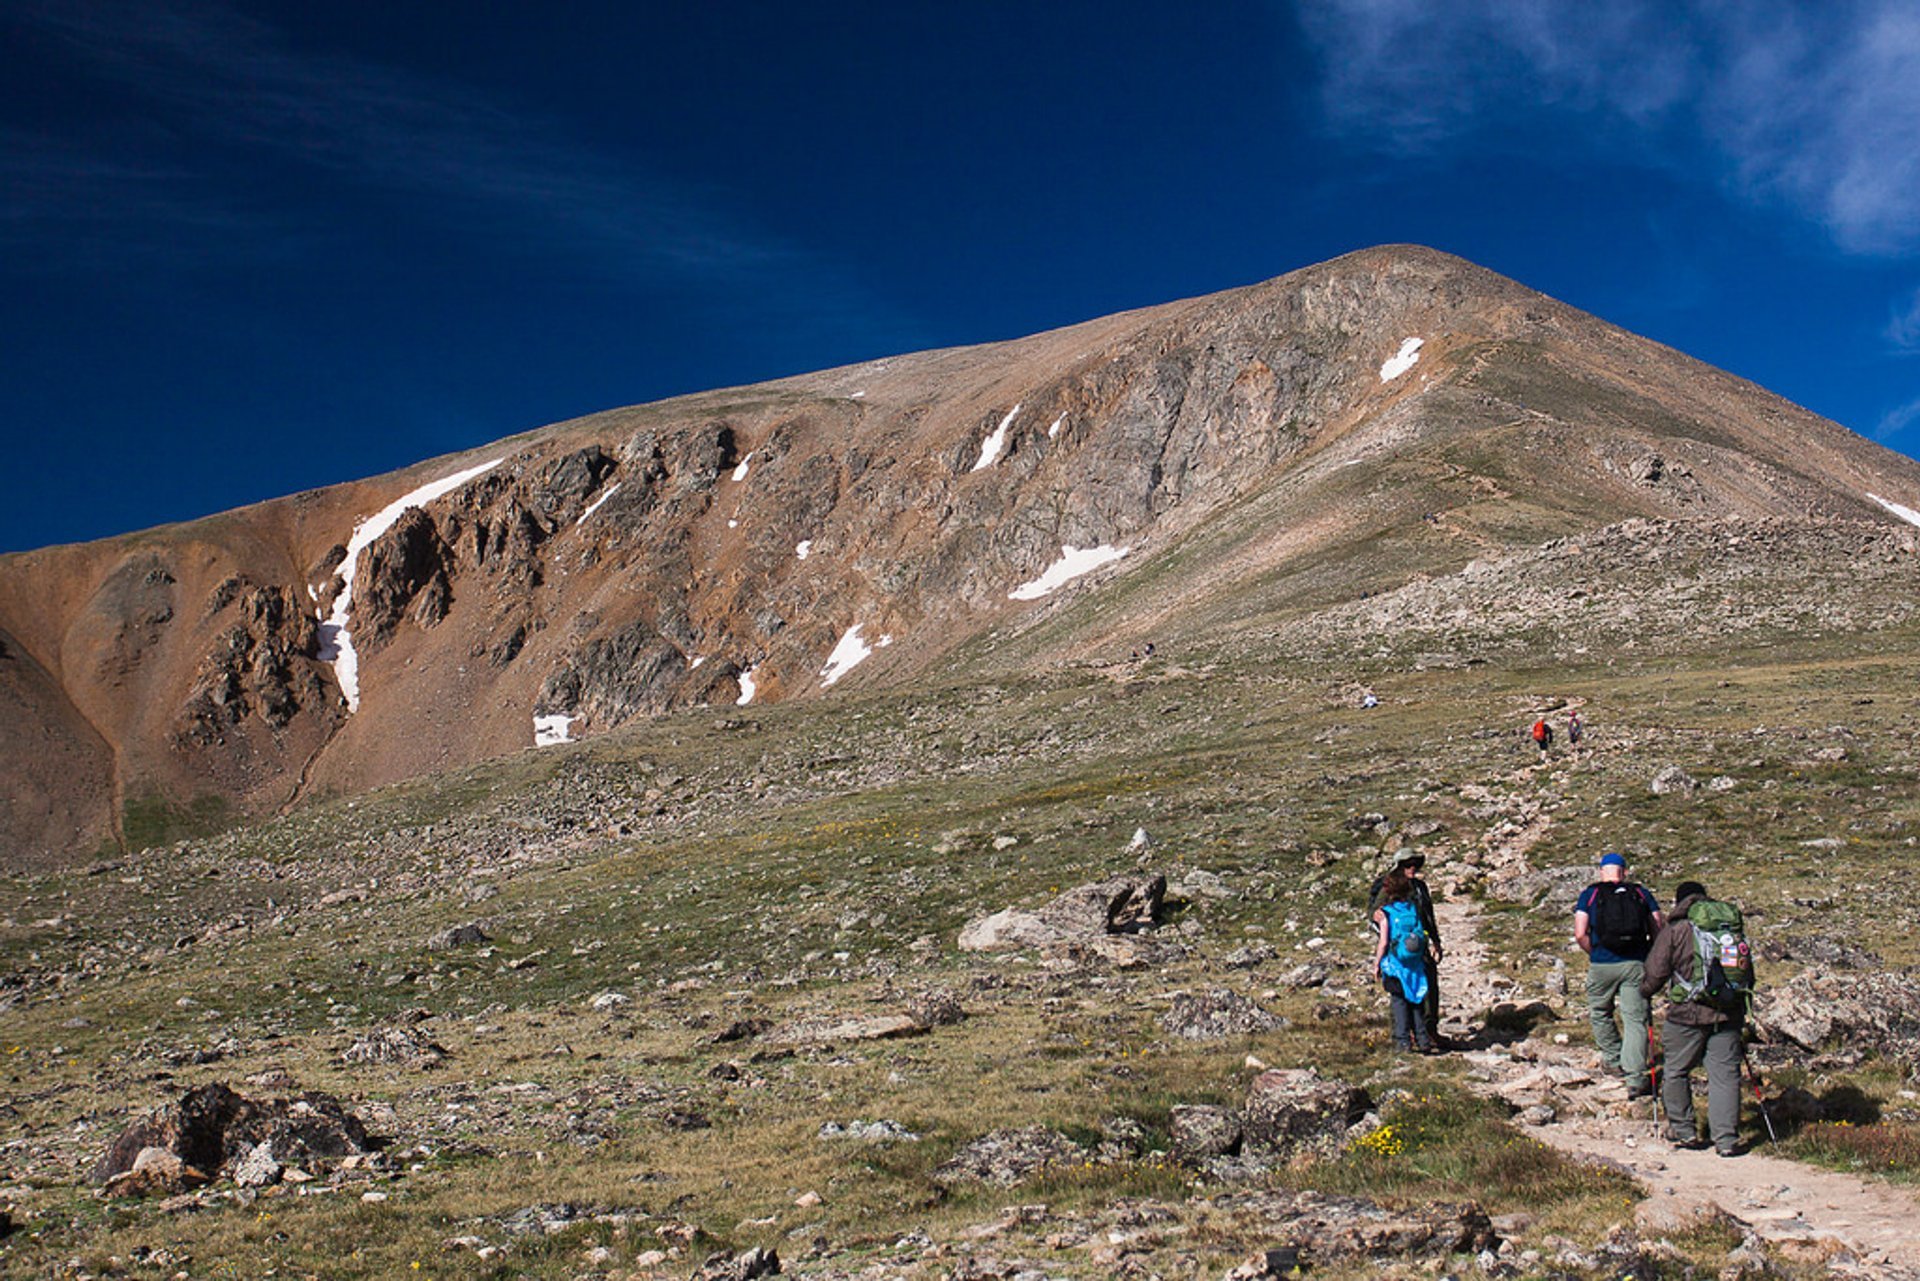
[{"x1": 1598, "y1": 852, "x2": 1627, "y2": 869}]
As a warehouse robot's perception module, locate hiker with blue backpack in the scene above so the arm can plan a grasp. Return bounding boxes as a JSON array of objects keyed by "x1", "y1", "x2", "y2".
[
  {"x1": 1641, "y1": 880, "x2": 1756, "y2": 1156},
  {"x1": 1373, "y1": 866, "x2": 1438, "y2": 1053},
  {"x1": 1573, "y1": 852, "x2": 1664, "y2": 1098}
]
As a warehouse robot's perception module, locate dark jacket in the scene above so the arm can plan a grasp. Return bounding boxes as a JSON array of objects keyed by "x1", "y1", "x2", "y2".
[
  {"x1": 1368, "y1": 875, "x2": 1441, "y2": 954},
  {"x1": 1641, "y1": 891, "x2": 1753, "y2": 1027}
]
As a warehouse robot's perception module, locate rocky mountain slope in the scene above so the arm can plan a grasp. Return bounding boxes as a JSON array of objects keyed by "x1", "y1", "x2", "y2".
[{"x1": 6, "y1": 244, "x2": 1920, "y2": 867}]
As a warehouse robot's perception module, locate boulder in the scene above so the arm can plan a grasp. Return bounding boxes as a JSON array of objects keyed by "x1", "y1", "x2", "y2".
[
  {"x1": 933, "y1": 1126, "x2": 1086, "y2": 1186},
  {"x1": 957, "y1": 908, "x2": 1058, "y2": 952},
  {"x1": 340, "y1": 1025, "x2": 449, "y2": 1068},
  {"x1": 426, "y1": 922, "x2": 490, "y2": 951},
  {"x1": 695, "y1": 1246, "x2": 781, "y2": 1279},
  {"x1": 1037, "y1": 873, "x2": 1166, "y2": 935},
  {"x1": 1169, "y1": 1105, "x2": 1242, "y2": 1160},
  {"x1": 1754, "y1": 969, "x2": 1920, "y2": 1062},
  {"x1": 231, "y1": 1141, "x2": 282, "y2": 1189},
  {"x1": 96, "y1": 1083, "x2": 378, "y2": 1187},
  {"x1": 764, "y1": 1013, "x2": 926, "y2": 1047},
  {"x1": 1241, "y1": 1070, "x2": 1371, "y2": 1162},
  {"x1": 102, "y1": 1146, "x2": 211, "y2": 1198},
  {"x1": 817, "y1": 1119, "x2": 920, "y2": 1144},
  {"x1": 1161, "y1": 989, "x2": 1288, "y2": 1040},
  {"x1": 958, "y1": 873, "x2": 1167, "y2": 952},
  {"x1": 905, "y1": 987, "x2": 966, "y2": 1027},
  {"x1": 1650, "y1": 765, "x2": 1697, "y2": 795}
]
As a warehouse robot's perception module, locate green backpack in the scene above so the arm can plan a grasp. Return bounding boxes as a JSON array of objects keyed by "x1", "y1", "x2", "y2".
[{"x1": 1668, "y1": 899, "x2": 1754, "y2": 1013}]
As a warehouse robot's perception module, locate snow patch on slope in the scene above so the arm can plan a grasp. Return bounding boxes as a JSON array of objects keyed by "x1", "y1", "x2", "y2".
[
  {"x1": 318, "y1": 456, "x2": 504, "y2": 713},
  {"x1": 736, "y1": 666, "x2": 758, "y2": 706},
  {"x1": 820, "y1": 624, "x2": 878, "y2": 687},
  {"x1": 1868, "y1": 492, "x2": 1920, "y2": 528},
  {"x1": 534, "y1": 714, "x2": 577, "y2": 747},
  {"x1": 972, "y1": 404, "x2": 1021, "y2": 472},
  {"x1": 1009, "y1": 545, "x2": 1131, "y2": 601},
  {"x1": 732, "y1": 453, "x2": 752, "y2": 482},
  {"x1": 575, "y1": 483, "x2": 622, "y2": 526},
  {"x1": 795, "y1": 540, "x2": 812, "y2": 559},
  {"x1": 1380, "y1": 337, "x2": 1423, "y2": 382}
]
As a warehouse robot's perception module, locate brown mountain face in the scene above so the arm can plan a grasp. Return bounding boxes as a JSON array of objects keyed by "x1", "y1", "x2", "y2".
[{"x1": 5, "y1": 244, "x2": 1920, "y2": 867}]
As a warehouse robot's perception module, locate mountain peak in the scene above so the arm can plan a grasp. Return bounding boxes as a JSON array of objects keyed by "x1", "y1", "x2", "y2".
[{"x1": 4, "y1": 247, "x2": 1919, "y2": 865}]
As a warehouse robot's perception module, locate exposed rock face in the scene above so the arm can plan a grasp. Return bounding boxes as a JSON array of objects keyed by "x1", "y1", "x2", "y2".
[
  {"x1": 10, "y1": 244, "x2": 1920, "y2": 864},
  {"x1": 176, "y1": 584, "x2": 334, "y2": 742}
]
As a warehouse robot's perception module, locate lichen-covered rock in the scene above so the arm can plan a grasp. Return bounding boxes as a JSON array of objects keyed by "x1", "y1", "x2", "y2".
[
  {"x1": 1161, "y1": 989, "x2": 1289, "y2": 1040},
  {"x1": 933, "y1": 1126, "x2": 1086, "y2": 1186},
  {"x1": 1241, "y1": 1069, "x2": 1371, "y2": 1162},
  {"x1": 1650, "y1": 764, "x2": 1698, "y2": 795},
  {"x1": 1169, "y1": 1105, "x2": 1242, "y2": 1160},
  {"x1": 340, "y1": 1026, "x2": 449, "y2": 1069}
]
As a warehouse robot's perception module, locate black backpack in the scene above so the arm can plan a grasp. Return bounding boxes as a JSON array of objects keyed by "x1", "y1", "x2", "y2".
[{"x1": 1588, "y1": 882, "x2": 1654, "y2": 954}]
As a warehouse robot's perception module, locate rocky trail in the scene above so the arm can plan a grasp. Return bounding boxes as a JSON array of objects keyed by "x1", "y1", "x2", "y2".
[{"x1": 1437, "y1": 884, "x2": 1920, "y2": 1275}]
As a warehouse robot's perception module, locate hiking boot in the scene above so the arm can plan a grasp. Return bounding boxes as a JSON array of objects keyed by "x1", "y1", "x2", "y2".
[
  {"x1": 1625, "y1": 1082, "x2": 1654, "y2": 1099},
  {"x1": 1601, "y1": 1062, "x2": 1626, "y2": 1078},
  {"x1": 1717, "y1": 1144, "x2": 1745, "y2": 1158},
  {"x1": 1668, "y1": 1133, "x2": 1708, "y2": 1150}
]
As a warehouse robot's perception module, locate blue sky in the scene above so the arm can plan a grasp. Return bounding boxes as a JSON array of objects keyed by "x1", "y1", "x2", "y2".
[{"x1": 4, "y1": 0, "x2": 1920, "y2": 553}]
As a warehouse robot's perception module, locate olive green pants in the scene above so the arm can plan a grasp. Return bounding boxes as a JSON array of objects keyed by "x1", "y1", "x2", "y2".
[{"x1": 1586, "y1": 960, "x2": 1650, "y2": 1091}]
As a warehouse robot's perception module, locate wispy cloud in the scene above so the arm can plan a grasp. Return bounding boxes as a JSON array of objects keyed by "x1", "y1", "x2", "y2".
[
  {"x1": 1295, "y1": 0, "x2": 1920, "y2": 255},
  {"x1": 1888, "y1": 287, "x2": 1920, "y2": 352},
  {"x1": 1875, "y1": 393, "x2": 1920, "y2": 442},
  {"x1": 1, "y1": 0, "x2": 906, "y2": 344}
]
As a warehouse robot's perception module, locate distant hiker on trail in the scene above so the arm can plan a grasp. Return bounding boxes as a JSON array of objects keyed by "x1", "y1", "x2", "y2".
[
  {"x1": 1568, "y1": 710, "x2": 1584, "y2": 746},
  {"x1": 1370, "y1": 852, "x2": 1442, "y2": 1042},
  {"x1": 1573, "y1": 852, "x2": 1663, "y2": 1098},
  {"x1": 1372, "y1": 865, "x2": 1438, "y2": 1053},
  {"x1": 1642, "y1": 880, "x2": 1756, "y2": 1156},
  {"x1": 1531, "y1": 717, "x2": 1553, "y2": 754}
]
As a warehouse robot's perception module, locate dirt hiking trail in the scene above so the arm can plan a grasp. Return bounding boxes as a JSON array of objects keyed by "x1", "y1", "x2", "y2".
[{"x1": 1437, "y1": 893, "x2": 1920, "y2": 1275}]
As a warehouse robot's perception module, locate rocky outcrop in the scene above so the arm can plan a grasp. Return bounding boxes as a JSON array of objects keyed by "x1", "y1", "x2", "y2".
[
  {"x1": 176, "y1": 584, "x2": 334, "y2": 743},
  {"x1": 1755, "y1": 970, "x2": 1920, "y2": 1067},
  {"x1": 959, "y1": 873, "x2": 1167, "y2": 953},
  {"x1": 95, "y1": 1083, "x2": 379, "y2": 1191}
]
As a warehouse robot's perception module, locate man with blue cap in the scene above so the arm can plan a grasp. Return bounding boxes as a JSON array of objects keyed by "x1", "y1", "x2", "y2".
[{"x1": 1573, "y1": 852, "x2": 1665, "y2": 1097}]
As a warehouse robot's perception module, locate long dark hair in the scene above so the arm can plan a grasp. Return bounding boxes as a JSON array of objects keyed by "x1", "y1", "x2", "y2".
[{"x1": 1380, "y1": 868, "x2": 1416, "y2": 904}]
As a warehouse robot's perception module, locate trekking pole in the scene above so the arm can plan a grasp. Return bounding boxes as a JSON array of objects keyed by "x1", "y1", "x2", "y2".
[{"x1": 1742, "y1": 1046, "x2": 1778, "y2": 1144}]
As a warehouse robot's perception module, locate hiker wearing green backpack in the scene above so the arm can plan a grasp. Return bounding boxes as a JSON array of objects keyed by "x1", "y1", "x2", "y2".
[
  {"x1": 1641, "y1": 880, "x2": 1756, "y2": 1156},
  {"x1": 1572, "y1": 852, "x2": 1664, "y2": 1098}
]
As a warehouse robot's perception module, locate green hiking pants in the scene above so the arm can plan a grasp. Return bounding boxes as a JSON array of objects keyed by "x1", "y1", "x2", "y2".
[{"x1": 1586, "y1": 959, "x2": 1650, "y2": 1090}]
